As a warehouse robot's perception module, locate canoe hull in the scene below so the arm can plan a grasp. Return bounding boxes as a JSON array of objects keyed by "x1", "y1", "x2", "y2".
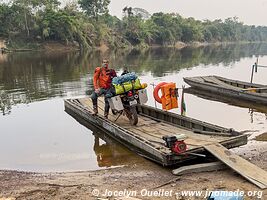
[{"x1": 184, "y1": 76, "x2": 267, "y2": 105}]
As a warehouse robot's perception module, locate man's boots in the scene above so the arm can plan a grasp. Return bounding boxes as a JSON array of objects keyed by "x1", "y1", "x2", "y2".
[
  {"x1": 104, "y1": 103, "x2": 110, "y2": 119},
  {"x1": 93, "y1": 104, "x2": 98, "y2": 115},
  {"x1": 104, "y1": 112, "x2": 108, "y2": 119}
]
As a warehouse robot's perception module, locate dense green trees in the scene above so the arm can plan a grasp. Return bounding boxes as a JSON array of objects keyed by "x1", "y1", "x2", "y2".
[
  {"x1": 119, "y1": 11, "x2": 267, "y2": 46},
  {"x1": 78, "y1": 0, "x2": 110, "y2": 20},
  {"x1": 1, "y1": 1, "x2": 267, "y2": 50}
]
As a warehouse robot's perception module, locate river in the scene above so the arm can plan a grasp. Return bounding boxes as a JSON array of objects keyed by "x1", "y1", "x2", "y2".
[{"x1": 0, "y1": 43, "x2": 267, "y2": 172}]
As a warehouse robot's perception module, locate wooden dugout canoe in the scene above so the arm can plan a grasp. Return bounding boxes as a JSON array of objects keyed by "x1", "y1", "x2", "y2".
[
  {"x1": 184, "y1": 75, "x2": 267, "y2": 105},
  {"x1": 64, "y1": 97, "x2": 247, "y2": 166}
]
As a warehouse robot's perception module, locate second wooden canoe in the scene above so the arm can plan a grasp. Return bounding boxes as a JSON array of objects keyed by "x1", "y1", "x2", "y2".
[{"x1": 184, "y1": 75, "x2": 267, "y2": 105}]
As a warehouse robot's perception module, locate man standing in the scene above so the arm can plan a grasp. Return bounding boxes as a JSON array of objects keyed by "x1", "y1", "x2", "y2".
[{"x1": 91, "y1": 59, "x2": 116, "y2": 118}]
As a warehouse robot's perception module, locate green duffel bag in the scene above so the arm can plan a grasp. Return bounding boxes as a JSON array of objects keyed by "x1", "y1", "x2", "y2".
[
  {"x1": 134, "y1": 79, "x2": 142, "y2": 89},
  {"x1": 114, "y1": 79, "x2": 142, "y2": 95}
]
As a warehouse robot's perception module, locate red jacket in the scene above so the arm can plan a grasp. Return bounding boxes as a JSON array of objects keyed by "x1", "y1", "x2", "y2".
[{"x1": 93, "y1": 67, "x2": 117, "y2": 89}]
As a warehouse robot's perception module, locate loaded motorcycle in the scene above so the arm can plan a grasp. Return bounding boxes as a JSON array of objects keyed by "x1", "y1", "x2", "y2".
[{"x1": 108, "y1": 88, "x2": 148, "y2": 125}]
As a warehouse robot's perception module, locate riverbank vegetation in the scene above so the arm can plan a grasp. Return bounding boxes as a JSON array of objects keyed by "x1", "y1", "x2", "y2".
[{"x1": 1, "y1": 0, "x2": 267, "y2": 50}]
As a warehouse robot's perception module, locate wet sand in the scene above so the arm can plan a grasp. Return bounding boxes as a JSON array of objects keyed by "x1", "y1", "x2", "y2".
[
  {"x1": 256, "y1": 132, "x2": 267, "y2": 142},
  {"x1": 0, "y1": 144, "x2": 266, "y2": 200}
]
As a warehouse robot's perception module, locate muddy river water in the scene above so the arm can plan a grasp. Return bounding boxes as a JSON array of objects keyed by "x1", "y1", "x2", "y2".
[{"x1": 0, "y1": 44, "x2": 267, "y2": 172}]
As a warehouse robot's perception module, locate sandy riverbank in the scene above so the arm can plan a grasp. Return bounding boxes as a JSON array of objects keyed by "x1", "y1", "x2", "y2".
[{"x1": 0, "y1": 142, "x2": 266, "y2": 200}]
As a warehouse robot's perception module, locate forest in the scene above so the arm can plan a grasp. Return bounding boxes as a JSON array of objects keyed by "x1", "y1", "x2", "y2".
[{"x1": 1, "y1": 0, "x2": 267, "y2": 50}]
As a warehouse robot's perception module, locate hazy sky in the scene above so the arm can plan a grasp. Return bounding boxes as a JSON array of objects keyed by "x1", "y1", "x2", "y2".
[{"x1": 109, "y1": 0, "x2": 267, "y2": 26}]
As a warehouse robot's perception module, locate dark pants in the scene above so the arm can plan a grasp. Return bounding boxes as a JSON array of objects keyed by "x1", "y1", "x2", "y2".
[{"x1": 91, "y1": 88, "x2": 113, "y2": 113}]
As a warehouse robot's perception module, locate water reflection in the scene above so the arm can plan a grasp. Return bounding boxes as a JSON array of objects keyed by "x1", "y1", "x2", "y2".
[
  {"x1": 185, "y1": 87, "x2": 267, "y2": 114},
  {"x1": 66, "y1": 109, "x2": 139, "y2": 169},
  {"x1": 0, "y1": 53, "x2": 7, "y2": 63},
  {"x1": 1, "y1": 43, "x2": 267, "y2": 115},
  {"x1": 0, "y1": 99, "x2": 137, "y2": 172},
  {"x1": 93, "y1": 133, "x2": 133, "y2": 168},
  {"x1": 1, "y1": 43, "x2": 267, "y2": 172},
  {"x1": 88, "y1": 127, "x2": 138, "y2": 168},
  {"x1": 123, "y1": 43, "x2": 267, "y2": 76},
  {"x1": 184, "y1": 87, "x2": 267, "y2": 125}
]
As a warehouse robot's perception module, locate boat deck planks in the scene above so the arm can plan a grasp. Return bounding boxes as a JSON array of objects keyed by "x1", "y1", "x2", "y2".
[
  {"x1": 205, "y1": 143, "x2": 267, "y2": 189},
  {"x1": 65, "y1": 97, "x2": 248, "y2": 165},
  {"x1": 79, "y1": 97, "x2": 234, "y2": 150}
]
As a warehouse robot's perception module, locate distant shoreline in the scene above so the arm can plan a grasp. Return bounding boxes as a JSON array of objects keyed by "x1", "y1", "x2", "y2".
[{"x1": 1, "y1": 40, "x2": 266, "y2": 53}]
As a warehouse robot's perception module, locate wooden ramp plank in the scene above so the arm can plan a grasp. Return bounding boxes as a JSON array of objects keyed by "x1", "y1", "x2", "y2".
[{"x1": 205, "y1": 143, "x2": 267, "y2": 189}]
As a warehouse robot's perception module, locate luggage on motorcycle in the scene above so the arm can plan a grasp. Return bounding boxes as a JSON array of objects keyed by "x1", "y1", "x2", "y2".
[
  {"x1": 112, "y1": 72, "x2": 138, "y2": 85},
  {"x1": 138, "y1": 89, "x2": 148, "y2": 104},
  {"x1": 160, "y1": 82, "x2": 179, "y2": 110},
  {"x1": 141, "y1": 83, "x2": 148, "y2": 89},
  {"x1": 113, "y1": 79, "x2": 142, "y2": 95},
  {"x1": 108, "y1": 96, "x2": 124, "y2": 111}
]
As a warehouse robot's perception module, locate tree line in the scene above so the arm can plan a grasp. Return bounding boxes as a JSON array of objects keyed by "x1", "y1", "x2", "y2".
[{"x1": 1, "y1": 0, "x2": 267, "y2": 50}]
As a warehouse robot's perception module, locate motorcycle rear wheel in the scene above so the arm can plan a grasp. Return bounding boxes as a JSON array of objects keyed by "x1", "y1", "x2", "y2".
[{"x1": 125, "y1": 107, "x2": 138, "y2": 125}]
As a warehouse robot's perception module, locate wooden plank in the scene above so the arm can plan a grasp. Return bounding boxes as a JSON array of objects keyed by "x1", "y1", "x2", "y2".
[
  {"x1": 158, "y1": 123, "x2": 226, "y2": 142},
  {"x1": 172, "y1": 161, "x2": 227, "y2": 175},
  {"x1": 87, "y1": 101, "x2": 168, "y2": 150},
  {"x1": 80, "y1": 98, "x2": 200, "y2": 147},
  {"x1": 138, "y1": 103, "x2": 232, "y2": 133},
  {"x1": 79, "y1": 98, "x2": 227, "y2": 147},
  {"x1": 205, "y1": 143, "x2": 267, "y2": 189},
  {"x1": 80, "y1": 97, "x2": 130, "y2": 123},
  {"x1": 82, "y1": 97, "x2": 159, "y2": 126},
  {"x1": 78, "y1": 97, "x2": 243, "y2": 144}
]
